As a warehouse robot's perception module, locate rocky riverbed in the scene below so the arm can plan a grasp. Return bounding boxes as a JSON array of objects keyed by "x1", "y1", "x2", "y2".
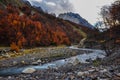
[
  {"x1": 0, "y1": 46, "x2": 92, "y2": 68},
  {"x1": 0, "y1": 46, "x2": 120, "y2": 80},
  {"x1": 0, "y1": 64, "x2": 120, "y2": 80}
]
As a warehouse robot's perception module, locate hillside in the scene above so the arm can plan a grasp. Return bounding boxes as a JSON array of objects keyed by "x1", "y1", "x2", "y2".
[
  {"x1": 0, "y1": 0, "x2": 95, "y2": 49},
  {"x1": 0, "y1": 0, "x2": 25, "y2": 7}
]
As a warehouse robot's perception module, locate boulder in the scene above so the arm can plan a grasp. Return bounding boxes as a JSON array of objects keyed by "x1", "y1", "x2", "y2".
[
  {"x1": 77, "y1": 71, "x2": 89, "y2": 76},
  {"x1": 72, "y1": 58, "x2": 80, "y2": 65},
  {"x1": 77, "y1": 71, "x2": 84, "y2": 76},
  {"x1": 22, "y1": 68, "x2": 36, "y2": 74},
  {"x1": 31, "y1": 59, "x2": 42, "y2": 65},
  {"x1": 67, "y1": 58, "x2": 80, "y2": 66},
  {"x1": 115, "y1": 73, "x2": 120, "y2": 77}
]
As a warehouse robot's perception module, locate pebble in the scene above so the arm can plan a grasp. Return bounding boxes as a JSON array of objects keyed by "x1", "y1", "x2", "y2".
[
  {"x1": 32, "y1": 59, "x2": 42, "y2": 65},
  {"x1": 37, "y1": 59, "x2": 42, "y2": 63},
  {"x1": 104, "y1": 72, "x2": 112, "y2": 78},
  {"x1": 32, "y1": 62, "x2": 39, "y2": 65},
  {"x1": 13, "y1": 61, "x2": 17, "y2": 65},
  {"x1": 99, "y1": 69, "x2": 107, "y2": 73},
  {"x1": 115, "y1": 73, "x2": 120, "y2": 77},
  {"x1": 84, "y1": 71, "x2": 89, "y2": 75},
  {"x1": 8, "y1": 76, "x2": 12, "y2": 79},
  {"x1": 21, "y1": 61, "x2": 25, "y2": 64},
  {"x1": 88, "y1": 69, "x2": 95, "y2": 72},
  {"x1": 70, "y1": 75, "x2": 75, "y2": 80},
  {"x1": 3, "y1": 54, "x2": 11, "y2": 58}
]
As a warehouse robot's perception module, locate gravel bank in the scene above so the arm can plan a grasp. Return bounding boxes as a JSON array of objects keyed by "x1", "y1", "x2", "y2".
[{"x1": 0, "y1": 47, "x2": 90, "y2": 68}]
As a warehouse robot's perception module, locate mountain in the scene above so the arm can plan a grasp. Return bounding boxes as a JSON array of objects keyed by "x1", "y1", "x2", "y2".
[
  {"x1": 23, "y1": 0, "x2": 43, "y2": 12},
  {"x1": 0, "y1": 0, "x2": 95, "y2": 48},
  {"x1": 22, "y1": 0, "x2": 31, "y2": 6},
  {"x1": 59, "y1": 12, "x2": 94, "y2": 29}
]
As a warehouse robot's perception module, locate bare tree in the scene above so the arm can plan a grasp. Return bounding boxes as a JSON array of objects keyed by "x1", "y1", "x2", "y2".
[{"x1": 100, "y1": 0, "x2": 120, "y2": 56}]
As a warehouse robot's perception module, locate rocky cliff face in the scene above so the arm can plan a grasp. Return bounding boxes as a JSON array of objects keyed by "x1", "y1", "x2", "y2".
[{"x1": 59, "y1": 12, "x2": 94, "y2": 29}]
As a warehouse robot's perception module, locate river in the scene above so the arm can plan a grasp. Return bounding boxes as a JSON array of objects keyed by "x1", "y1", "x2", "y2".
[{"x1": 0, "y1": 46, "x2": 106, "y2": 76}]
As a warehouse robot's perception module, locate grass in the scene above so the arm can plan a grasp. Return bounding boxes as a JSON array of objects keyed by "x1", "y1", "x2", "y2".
[
  {"x1": 0, "y1": 45, "x2": 78, "y2": 64},
  {"x1": 65, "y1": 21, "x2": 87, "y2": 38},
  {"x1": 93, "y1": 60, "x2": 101, "y2": 67},
  {"x1": 65, "y1": 22, "x2": 87, "y2": 48},
  {"x1": 0, "y1": 45, "x2": 67, "y2": 60}
]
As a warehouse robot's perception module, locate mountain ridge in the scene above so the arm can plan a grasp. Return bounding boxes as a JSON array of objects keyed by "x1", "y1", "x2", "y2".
[{"x1": 59, "y1": 12, "x2": 94, "y2": 29}]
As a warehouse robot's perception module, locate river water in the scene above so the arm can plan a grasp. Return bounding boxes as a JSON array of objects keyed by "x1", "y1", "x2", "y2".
[{"x1": 0, "y1": 47, "x2": 106, "y2": 76}]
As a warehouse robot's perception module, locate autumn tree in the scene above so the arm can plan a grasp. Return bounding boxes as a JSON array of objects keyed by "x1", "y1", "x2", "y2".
[
  {"x1": 100, "y1": 0, "x2": 120, "y2": 39},
  {"x1": 100, "y1": 0, "x2": 120, "y2": 56},
  {"x1": 0, "y1": 3, "x2": 72, "y2": 50}
]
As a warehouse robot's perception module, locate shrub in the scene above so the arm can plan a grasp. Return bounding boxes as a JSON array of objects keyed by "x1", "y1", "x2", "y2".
[{"x1": 10, "y1": 42, "x2": 19, "y2": 52}]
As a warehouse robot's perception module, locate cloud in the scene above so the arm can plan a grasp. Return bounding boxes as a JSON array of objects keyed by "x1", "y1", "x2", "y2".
[
  {"x1": 27, "y1": 0, "x2": 74, "y2": 15},
  {"x1": 45, "y1": 1, "x2": 56, "y2": 6}
]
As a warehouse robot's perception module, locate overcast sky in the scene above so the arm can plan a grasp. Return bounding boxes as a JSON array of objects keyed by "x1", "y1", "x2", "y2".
[
  {"x1": 69, "y1": 0, "x2": 115, "y2": 25},
  {"x1": 28, "y1": 0, "x2": 115, "y2": 25}
]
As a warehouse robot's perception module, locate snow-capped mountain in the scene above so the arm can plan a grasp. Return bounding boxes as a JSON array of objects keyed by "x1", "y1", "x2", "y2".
[{"x1": 59, "y1": 12, "x2": 94, "y2": 29}]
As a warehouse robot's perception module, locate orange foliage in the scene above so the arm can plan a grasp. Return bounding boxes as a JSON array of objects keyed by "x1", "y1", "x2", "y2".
[
  {"x1": 0, "y1": 4, "x2": 75, "y2": 48},
  {"x1": 10, "y1": 42, "x2": 19, "y2": 52},
  {"x1": 116, "y1": 39, "x2": 120, "y2": 44}
]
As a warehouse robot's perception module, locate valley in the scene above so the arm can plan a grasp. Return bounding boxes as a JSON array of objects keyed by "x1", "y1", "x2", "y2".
[{"x1": 0, "y1": 0, "x2": 120, "y2": 80}]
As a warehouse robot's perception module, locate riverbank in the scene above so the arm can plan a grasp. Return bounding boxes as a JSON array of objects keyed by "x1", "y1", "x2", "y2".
[
  {"x1": 0, "y1": 46, "x2": 92, "y2": 68},
  {"x1": 0, "y1": 62, "x2": 120, "y2": 80}
]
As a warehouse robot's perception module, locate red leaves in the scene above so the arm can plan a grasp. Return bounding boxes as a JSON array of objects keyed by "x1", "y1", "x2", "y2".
[
  {"x1": 0, "y1": 4, "x2": 71, "y2": 48},
  {"x1": 7, "y1": 4, "x2": 19, "y2": 14},
  {"x1": 0, "y1": 10, "x2": 3, "y2": 14},
  {"x1": 10, "y1": 42, "x2": 19, "y2": 52}
]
